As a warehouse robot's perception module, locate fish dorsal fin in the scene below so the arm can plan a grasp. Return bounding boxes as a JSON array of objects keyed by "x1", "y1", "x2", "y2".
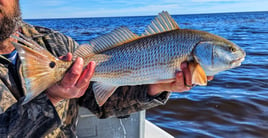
[
  {"x1": 92, "y1": 27, "x2": 139, "y2": 53},
  {"x1": 92, "y1": 82, "x2": 118, "y2": 106},
  {"x1": 90, "y1": 27, "x2": 139, "y2": 53},
  {"x1": 142, "y1": 11, "x2": 179, "y2": 36},
  {"x1": 73, "y1": 44, "x2": 95, "y2": 59},
  {"x1": 74, "y1": 27, "x2": 139, "y2": 58},
  {"x1": 189, "y1": 62, "x2": 207, "y2": 86}
]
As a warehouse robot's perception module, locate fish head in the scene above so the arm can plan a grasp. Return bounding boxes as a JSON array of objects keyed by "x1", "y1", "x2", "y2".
[{"x1": 193, "y1": 35, "x2": 246, "y2": 76}]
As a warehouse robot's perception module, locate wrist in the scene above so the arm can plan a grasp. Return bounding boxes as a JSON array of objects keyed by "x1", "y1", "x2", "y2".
[{"x1": 45, "y1": 91, "x2": 63, "y2": 106}]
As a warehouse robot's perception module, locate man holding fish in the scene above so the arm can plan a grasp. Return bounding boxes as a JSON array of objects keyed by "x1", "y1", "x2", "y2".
[{"x1": 0, "y1": 0, "x2": 226, "y2": 137}]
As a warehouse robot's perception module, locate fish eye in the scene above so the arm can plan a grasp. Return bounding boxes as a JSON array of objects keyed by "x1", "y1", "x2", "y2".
[{"x1": 229, "y1": 47, "x2": 236, "y2": 52}]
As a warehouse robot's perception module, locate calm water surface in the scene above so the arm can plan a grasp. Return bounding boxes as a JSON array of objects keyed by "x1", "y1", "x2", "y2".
[{"x1": 26, "y1": 11, "x2": 268, "y2": 138}]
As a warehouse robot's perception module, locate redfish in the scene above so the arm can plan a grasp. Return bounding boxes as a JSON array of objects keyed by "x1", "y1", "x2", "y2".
[{"x1": 12, "y1": 11, "x2": 245, "y2": 106}]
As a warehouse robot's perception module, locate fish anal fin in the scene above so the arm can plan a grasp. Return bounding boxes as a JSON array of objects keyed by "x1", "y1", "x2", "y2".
[
  {"x1": 189, "y1": 62, "x2": 207, "y2": 86},
  {"x1": 142, "y1": 11, "x2": 180, "y2": 36},
  {"x1": 93, "y1": 82, "x2": 118, "y2": 106}
]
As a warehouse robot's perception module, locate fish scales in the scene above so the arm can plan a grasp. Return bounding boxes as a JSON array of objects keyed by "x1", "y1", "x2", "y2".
[{"x1": 89, "y1": 30, "x2": 200, "y2": 85}]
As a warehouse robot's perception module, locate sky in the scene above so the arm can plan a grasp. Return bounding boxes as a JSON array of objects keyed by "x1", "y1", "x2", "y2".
[{"x1": 20, "y1": 0, "x2": 268, "y2": 19}]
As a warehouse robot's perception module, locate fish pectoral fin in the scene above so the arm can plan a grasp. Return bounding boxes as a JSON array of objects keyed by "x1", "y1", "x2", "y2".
[
  {"x1": 189, "y1": 62, "x2": 207, "y2": 86},
  {"x1": 93, "y1": 82, "x2": 118, "y2": 106},
  {"x1": 142, "y1": 11, "x2": 180, "y2": 36}
]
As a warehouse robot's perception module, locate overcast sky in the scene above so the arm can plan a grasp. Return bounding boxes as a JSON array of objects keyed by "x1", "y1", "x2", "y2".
[{"x1": 20, "y1": 0, "x2": 267, "y2": 19}]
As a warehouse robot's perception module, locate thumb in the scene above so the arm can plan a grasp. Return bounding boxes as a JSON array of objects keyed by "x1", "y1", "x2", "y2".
[{"x1": 59, "y1": 53, "x2": 73, "y2": 61}]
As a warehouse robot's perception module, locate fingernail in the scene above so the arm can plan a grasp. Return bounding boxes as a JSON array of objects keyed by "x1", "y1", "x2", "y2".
[
  {"x1": 62, "y1": 56, "x2": 67, "y2": 60},
  {"x1": 86, "y1": 63, "x2": 90, "y2": 69},
  {"x1": 90, "y1": 61, "x2": 96, "y2": 65},
  {"x1": 177, "y1": 72, "x2": 182, "y2": 77},
  {"x1": 87, "y1": 61, "x2": 95, "y2": 69},
  {"x1": 77, "y1": 57, "x2": 84, "y2": 63},
  {"x1": 181, "y1": 63, "x2": 187, "y2": 69}
]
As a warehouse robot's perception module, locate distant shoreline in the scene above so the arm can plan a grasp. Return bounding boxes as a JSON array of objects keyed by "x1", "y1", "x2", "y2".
[{"x1": 24, "y1": 10, "x2": 268, "y2": 20}]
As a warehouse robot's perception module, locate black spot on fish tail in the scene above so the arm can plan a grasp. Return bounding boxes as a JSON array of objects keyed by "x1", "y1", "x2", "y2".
[{"x1": 49, "y1": 61, "x2": 56, "y2": 68}]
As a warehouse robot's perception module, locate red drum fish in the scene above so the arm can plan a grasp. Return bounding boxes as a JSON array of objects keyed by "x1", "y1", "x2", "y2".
[{"x1": 12, "y1": 11, "x2": 246, "y2": 106}]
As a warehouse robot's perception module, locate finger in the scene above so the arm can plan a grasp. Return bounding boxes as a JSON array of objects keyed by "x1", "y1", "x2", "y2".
[
  {"x1": 174, "y1": 72, "x2": 185, "y2": 87},
  {"x1": 60, "y1": 57, "x2": 84, "y2": 87},
  {"x1": 59, "y1": 53, "x2": 73, "y2": 61},
  {"x1": 171, "y1": 72, "x2": 189, "y2": 92},
  {"x1": 76, "y1": 61, "x2": 96, "y2": 88},
  {"x1": 181, "y1": 62, "x2": 192, "y2": 87},
  {"x1": 207, "y1": 76, "x2": 214, "y2": 81}
]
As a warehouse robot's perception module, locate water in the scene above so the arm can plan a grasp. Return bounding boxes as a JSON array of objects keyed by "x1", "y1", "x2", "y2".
[{"x1": 25, "y1": 11, "x2": 268, "y2": 138}]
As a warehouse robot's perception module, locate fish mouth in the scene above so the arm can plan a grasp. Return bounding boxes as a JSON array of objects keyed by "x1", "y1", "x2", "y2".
[{"x1": 230, "y1": 57, "x2": 245, "y2": 67}]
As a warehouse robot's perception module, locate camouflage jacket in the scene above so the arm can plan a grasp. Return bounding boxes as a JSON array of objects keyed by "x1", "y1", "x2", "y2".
[{"x1": 0, "y1": 22, "x2": 170, "y2": 138}]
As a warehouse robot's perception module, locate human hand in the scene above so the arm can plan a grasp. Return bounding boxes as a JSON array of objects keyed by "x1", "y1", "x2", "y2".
[
  {"x1": 46, "y1": 53, "x2": 96, "y2": 106},
  {"x1": 148, "y1": 62, "x2": 213, "y2": 96}
]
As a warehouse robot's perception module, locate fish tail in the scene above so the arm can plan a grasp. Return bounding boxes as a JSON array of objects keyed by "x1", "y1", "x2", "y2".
[{"x1": 12, "y1": 42, "x2": 60, "y2": 104}]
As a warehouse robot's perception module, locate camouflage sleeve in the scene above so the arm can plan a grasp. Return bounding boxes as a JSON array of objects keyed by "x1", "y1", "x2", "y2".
[
  {"x1": 79, "y1": 83, "x2": 171, "y2": 118},
  {"x1": 0, "y1": 93, "x2": 61, "y2": 137},
  {"x1": 26, "y1": 25, "x2": 79, "y2": 57}
]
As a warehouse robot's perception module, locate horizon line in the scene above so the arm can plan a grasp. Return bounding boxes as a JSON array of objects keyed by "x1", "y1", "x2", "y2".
[{"x1": 23, "y1": 10, "x2": 267, "y2": 20}]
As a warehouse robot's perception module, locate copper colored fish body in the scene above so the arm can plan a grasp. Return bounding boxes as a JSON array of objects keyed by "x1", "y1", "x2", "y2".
[{"x1": 12, "y1": 11, "x2": 245, "y2": 106}]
